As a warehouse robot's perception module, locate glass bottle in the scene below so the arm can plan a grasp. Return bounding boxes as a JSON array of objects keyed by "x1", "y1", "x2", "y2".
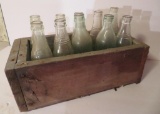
[
  {"x1": 109, "y1": 7, "x2": 119, "y2": 35},
  {"x1": 90, "y1": 10, "x2": 103, "y2": 50},
  {"x1": 30, "y1": 15, "x2": 41, "y2": 45},
  {"x1": 31, "y1": 21, "x2": 52, "y2": 60},
  {"x1": 54, "y1": 19, "x2": 73, "y2": 57},
  {"x1": 117, "y1": 15, "x2": 133, "y2": 47},
  {"x1": 72, "y1": 12, "x2": 92, "y2": 53},
  {"x1": 96, "y1": 14, "x2": 116, "y2": 50}
]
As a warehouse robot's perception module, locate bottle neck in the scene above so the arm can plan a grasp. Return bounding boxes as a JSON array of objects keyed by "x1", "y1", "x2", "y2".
[
  {"x1": 92, "y1": 16, "x2": 102, "y2": 29},
  {"x1": 74, "y1": 16, "x2": 86, "y2": 28},
  {"x1": 102, "y1": 20, "x2": 112, "y2": 29},
  {"x1": 117, "y1": 22, "x2": 131, "y2": 37},
  {"x1": 31, "y1": 21, "x2": 47, "y2": 49},
  {"x1": 32, "y1": 26, "x2": 45, "y2": 38},
  {"x1": 109, "y1": 8, "x2": 118, "y2": 22},
  {"x1": 75, "y1": 21, "x2": 86, "y2": 28},
  {"x1": 31, "y1": 28, "x2": 46, "y2": 48},
  {"x1": 102, "y1": 14, "x2": 114, "y2": 29},
  {"x1": 55, "y1": 25, "x2": 68, "y2": 44},
  {"x1": 31, "y1": 21, "x2": 44, "y2": 36},
  {"x1": 55, "y1": 26, "x2": 66, "y2": 37},
  {"x1": 32, "y1": 26, "x2": 45, "y2": 34}
]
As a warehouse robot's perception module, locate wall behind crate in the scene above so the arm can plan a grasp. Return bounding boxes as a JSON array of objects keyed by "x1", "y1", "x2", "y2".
[{"x1": 1, "y1": 0, "x2": 160, "y2": 60}]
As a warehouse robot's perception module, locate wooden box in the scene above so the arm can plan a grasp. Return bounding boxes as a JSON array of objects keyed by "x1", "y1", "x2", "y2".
[{"x1": 5, "y1": 35, "x2": 149, "y2": 112}]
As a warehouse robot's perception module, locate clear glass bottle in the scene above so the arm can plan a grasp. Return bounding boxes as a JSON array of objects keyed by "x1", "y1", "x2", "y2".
[
  {"x1": 109, "y1": 7, "x2": 119, "y2": 35},
  {"x1": 30, "y1": 15, "x2": 41, "y2": 45},
  {"x1": 31, "y1": 21, "x2": 52, "y2": 60},
  {"x1": 117, "y1": 15, "x2": 133, "y2": 47},
  {"x1": 90, "y1": 10, "x2": 103, "y2": 50},
  {"x1": 72, "y1": 12, "x2": 92, "y2": 53},
  {"x1": 54, "y1": 19, "x2": 73, "y2": 57},
  {"x1": 96, "y1": 14, "x2": 116, "y2": 50}
]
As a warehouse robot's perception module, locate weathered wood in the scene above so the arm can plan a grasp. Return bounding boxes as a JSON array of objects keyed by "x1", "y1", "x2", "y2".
[
  {"x1": 132, "y1": 38, "x2": 149, "y2": 83},
  {"x1": 5, "y1": 39, "x2": 28, "y2": 111},
  {"x1": 137, "y1": 45, "x2": 149, "y2": 83},
  {"x1": 16, "y1": 38, "x2": 30, "y2": 64},
  {"x1": 5, "y1": 35, "x2": 149, "y2": 111},
  {"x1": 15, "y1": 38, "x2": 146, "y2": 68}
]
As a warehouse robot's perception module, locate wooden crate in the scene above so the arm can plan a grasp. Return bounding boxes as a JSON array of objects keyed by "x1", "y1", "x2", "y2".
[{"x1": 5, "y1": 35, "x2": 149, "y2": 112}]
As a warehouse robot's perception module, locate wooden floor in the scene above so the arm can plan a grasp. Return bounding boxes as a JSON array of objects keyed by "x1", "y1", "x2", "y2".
[{"x1": 0, "y1": 41, "x2": 9, "y2": 50}]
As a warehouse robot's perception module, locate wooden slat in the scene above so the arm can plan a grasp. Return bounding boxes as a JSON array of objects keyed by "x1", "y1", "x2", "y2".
[
  {"x1": 5, "y1": 39, "x2": 28, "y2": 111},
  {"x1": 16, "y1": 38, "x2": 28, "y2": 64}
]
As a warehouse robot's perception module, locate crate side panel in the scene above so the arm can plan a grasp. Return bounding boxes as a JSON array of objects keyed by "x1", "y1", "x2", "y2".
[
  {"x1": 5, "y1": 39, "x2": 28, "y2": 111},
  {"x1": 16, "y1": 47, "x2": 144, "y2": 110},
  {"x1": 137, "y1": 46, "x2": 150, "y2": 83}
]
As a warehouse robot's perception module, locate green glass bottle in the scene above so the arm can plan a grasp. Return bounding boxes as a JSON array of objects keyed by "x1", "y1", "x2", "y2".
[
  {"x1": 96, "y1": 14, "x2": 116, "y2": 50},
  {"x1": 72, "y1": 12, "x2": 92, "y2": 54}
]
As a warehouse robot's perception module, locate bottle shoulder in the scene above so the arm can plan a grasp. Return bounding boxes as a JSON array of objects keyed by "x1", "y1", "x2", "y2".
[{"x1": 72, "y1": 29, "x2": 91, "y2": 39}]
